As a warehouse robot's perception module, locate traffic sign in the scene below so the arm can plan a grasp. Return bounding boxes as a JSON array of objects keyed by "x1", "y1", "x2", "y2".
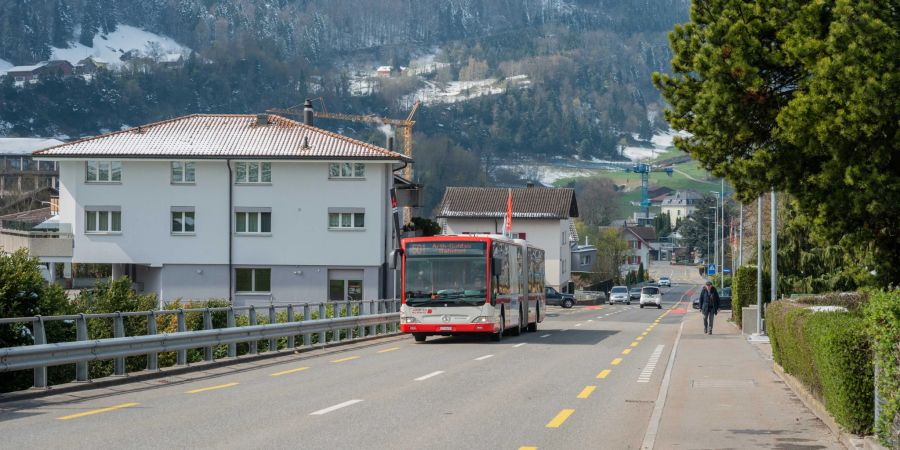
[
  {"x1": 723, "y1": 268, "x2": 731, "y2": 274},
  {"x1": 707, "y1": 264, "x2": 716, "y2": 275}
]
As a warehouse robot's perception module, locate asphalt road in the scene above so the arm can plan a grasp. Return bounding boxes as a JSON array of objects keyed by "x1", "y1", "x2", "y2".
[{"x1": 0, "y1": 283, "x2": 698, "y2": 450}]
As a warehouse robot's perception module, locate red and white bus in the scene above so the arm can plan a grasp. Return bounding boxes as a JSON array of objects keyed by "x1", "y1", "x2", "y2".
[{"x1": 398, "y1": 235, "x2": 545, "y2": 342}]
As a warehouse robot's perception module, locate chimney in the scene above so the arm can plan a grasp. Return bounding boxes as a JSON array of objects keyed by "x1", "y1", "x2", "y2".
[
  {"x1": 255, "y1": 114, "x2": 269, "y2": 126},
  {"x1": 526, "y1": 182, "x2": 534, "y2": 188},
  {"x1": 387, "y1": 136, "x2": 394, "y2": 152},
  {"x1": 303, "y1": 99, "x2": 314, "y2": 126}
]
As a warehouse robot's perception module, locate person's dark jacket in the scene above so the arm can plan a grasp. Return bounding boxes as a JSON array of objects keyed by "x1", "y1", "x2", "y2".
[{"x1": 699, "y1": 286, "x2": 720, "y2": 314}]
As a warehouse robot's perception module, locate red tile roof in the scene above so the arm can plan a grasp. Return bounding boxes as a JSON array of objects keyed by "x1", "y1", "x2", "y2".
[
  {"x1": 437, "y1": 186, "x2": 578, "y2": 219},
  {"x1": 33, "y1": 114, "x2": 409, "y2": 161}
]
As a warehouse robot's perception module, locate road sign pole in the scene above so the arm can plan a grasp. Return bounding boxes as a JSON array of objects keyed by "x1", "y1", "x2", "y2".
[{"x1": 757, "y1": 195, "x2": 763, "y2": 334}]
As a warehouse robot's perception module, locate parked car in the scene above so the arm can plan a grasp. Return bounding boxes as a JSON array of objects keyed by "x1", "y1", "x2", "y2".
[
  {"x1": 692, "y1": 295, "x2": 700, "y2": 309},
  {"x1": 629, "y1": 287, "x2": 642, "y2": 301},
  {"x1": 640, "y1": 286, "x2": 663, "y2": 309},
  {"x1": 609, "y1": 286, "x2": 630, "y2": 305},
  {"x1": 658, "y1": 277, "x2": 671, "y2": 287},
  {"x1": 546, "y1": 286, "x2": 575, "y2": 308}
]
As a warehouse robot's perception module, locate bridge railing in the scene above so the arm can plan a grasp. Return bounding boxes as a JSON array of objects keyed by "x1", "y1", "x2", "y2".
[{"x1": 0, "y1": 299, "x2": 401, "y2": 390}]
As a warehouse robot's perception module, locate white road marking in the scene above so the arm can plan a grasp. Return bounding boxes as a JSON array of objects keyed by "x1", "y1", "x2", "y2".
[
  {"x1": 638, "y1": 345, "x2": 665, "y2": 383},
  {"x1": 641, "y1": 322, "x2": 685, "y2": 450},
  {"x1": 513, "y1": 343, "x2": 527, "y2": 348},
  {"x1": 575, "y1": 323, "x2": 583, "y2": 327},
  {"x1": 540, "y1": 334, "x2": 551, "y2": 338},
  {"x1": 415, "y1": 371, "x2": 445, "y2": 381},
  {"x1": 475, "y1": 354, "x2": 494, "y2": 361},
  {"x1": 310, "y1": 399, "x2": 363, "y2": 415},
  {"x1": 587, "y1": 319, "x2": 593, "y2": 322}
]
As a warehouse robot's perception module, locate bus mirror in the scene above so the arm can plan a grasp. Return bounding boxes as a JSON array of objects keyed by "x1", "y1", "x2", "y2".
[
  {"x1": 388, "y1": 248, "x2": 403, "y2": 270},
  {"x1": 491, "y1": 257, "x2": 503, "y2": 276}
]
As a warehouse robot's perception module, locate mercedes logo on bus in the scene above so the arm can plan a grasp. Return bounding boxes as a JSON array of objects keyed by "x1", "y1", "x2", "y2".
[{"x1": 442, "y1": 315, "x2": 450, "y2": 323}]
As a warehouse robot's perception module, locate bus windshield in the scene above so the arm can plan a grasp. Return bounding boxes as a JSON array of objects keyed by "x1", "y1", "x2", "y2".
[{"x1": 404, "y1": 242, "x2": 487, "y2": 307}]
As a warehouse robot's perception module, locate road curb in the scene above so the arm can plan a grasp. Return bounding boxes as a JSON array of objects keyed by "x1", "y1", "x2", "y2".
[
  {"x1": 640, "y1": 302, "x2": 686, "y2": 450},
  {"x1": 773, "y1": 362, "x2": 886, "y2": 450}
]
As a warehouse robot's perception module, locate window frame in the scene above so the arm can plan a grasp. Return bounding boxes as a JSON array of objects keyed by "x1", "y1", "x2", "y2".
[
  {"x1": 85, "y1": 161, "x2": 122, "y2": 183},
  {"x1": 234, "y1": 207, "x2": 272, "y2": 235},
  {"x1": 234, "y1": 161, "x2": 272, "y2": 184},
  {"x1": 328, "y1": 162, "x2": 366, "y2": 179},
  {"x1": 171, "y1": 161, "x2": 196, "y2": 184},
  {"x1": 327, "y1": 208, "x2": 365, "y2": 230},
  {"x1": 235, "y1": 268, "x2": 272, "y2": 294},
  {"x1": 171, "y1": 207, "x2": 196, "y2": 235},
  {"x1": 84, "y1": 206, "x2": 122, "y2": 234}
]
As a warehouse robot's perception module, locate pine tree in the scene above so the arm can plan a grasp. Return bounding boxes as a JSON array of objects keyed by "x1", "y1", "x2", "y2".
[
  {"x1": 51, "y1": 0, "x2": 74, "y2": 48},
  {"x1": 79, "y1": 1, "x2": 100, "y2": 47}
]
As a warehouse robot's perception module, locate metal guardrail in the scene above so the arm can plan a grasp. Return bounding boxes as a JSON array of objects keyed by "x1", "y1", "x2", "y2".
[{"x1": 0, "y1": 300, "x2": 401, "y2": 389}]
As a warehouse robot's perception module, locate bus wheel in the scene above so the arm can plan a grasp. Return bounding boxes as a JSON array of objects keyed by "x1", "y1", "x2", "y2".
[
  {"x1": 510, "y1": 307, "x2": 523, "y2": 336},
  {"x1": 492, "y1": 314, "x2": 504, "y2": 342},
  {"x1": 413, "y1": 333, "x2": 426, "y2": 343}
]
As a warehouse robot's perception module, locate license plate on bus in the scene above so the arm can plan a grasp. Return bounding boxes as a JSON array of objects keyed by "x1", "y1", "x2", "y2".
[{"x1": 439, "y1": 326, "x2": 452, "y2": 331}]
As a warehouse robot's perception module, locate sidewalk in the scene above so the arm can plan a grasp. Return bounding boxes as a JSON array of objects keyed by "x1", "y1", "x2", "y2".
[{"x1": 650, "y1": 309, "x2": 843, "y2": 449}]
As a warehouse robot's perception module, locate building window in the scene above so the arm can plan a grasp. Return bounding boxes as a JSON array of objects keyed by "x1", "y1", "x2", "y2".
[
  {"x1": 171, "y1": 207, "x2": 195, "y2": 234},
  {"x1": 235, "y1": 208, "x2": 272, "y2": 234},
  {"x1": 235, "y1": 268, "x2": 271, "y2": 293},
  {"x1": 171, "y1": 162, "x2": 196, "y2": 184},
  {"x1": 328, "y1": 208, "x2": 365, "y2": 229},
  {"x1": 85, "y1": 207, "x2": 122, "y2": 233},
  {"x1": 328, "y1": 162, "x2": 365, "y2": 179},
  {"x1": 581, "y1": 254, "x2": 592, "y2": 265},
  {"x1": 234, "y1": 162, "x2": 271, "y2": 184},
  {"x1": 86, "y1": 161, "x2": 122, "y2": 183}
]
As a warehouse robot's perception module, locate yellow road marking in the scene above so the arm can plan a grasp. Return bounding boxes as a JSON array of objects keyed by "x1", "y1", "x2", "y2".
[
  {"x1": 546, "y1": 409, "x2": 575, "y2": 428},
  {"x1": 622, "y1": 348, "x2": 632, "y2": 355},
  {"x1": 645, "y1": 327, "x2": 652, "y2": 332},
  {"x1": 519, "y1": 447, "x2": 538, "y2": 450},
  {"x1": 611, "y1": 358, "x2": 623, "y2": 365},
  {"x1": 642, "y1": 331, "x2": 649, "y2": 336},
  {"x1": 577, "y1": 386, "x2": 596, "y2": 399},
  {"x1": 271, "y1": 367, "x2": 309, "y2": 377},
  {"x1": 331, "y1": 356, "x2": 360, "y2": 363},
  {"x1": 186, "y1": 382, "x2": 239, "y2": 394},
  {"x1": 377, "y1": 347, "x2": 400, "y2": 353},
  {"x1": 596, "y1": 369, "x2": 611, "y2": 379},
  {"x1": 636, "y1": 336, "x2": 644, "y2": 341},
  {"x1": 57, "y1": 403, "x2": 139, "y2": 420},
  {"x1": 630, "y1": 341, "x2": 639, "y2": 347}
]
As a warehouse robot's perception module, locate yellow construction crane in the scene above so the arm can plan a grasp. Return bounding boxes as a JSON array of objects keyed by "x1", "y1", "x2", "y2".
[{"x1": 267, "y1": 99, "x2": 421, "y2": 222}]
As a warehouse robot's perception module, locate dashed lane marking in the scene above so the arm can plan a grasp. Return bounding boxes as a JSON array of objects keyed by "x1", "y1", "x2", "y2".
[
  {"x1": 310, "y1": 399, "x2": 363, "y2": 415},
  {"x1": 377, "y1": 347, "x2": 400, "y2": 353},
  {"x1": 577, "y1": 386, "x2": 596, "y2": 399},
  {"x1": 513, "y1": 343, "x2": 527, "y2": 348},
  {"x1": 57, "y1": 403, "x2": 139, "y2": 420},
  {"x1": 611, "y1": 358, "x2": 623, "y2": 365},
  {"x1": 271, "y1": 367, "x2": 309, "y2": 377},
  {"x1": 596, "y1": 369, "x2": 611, "y2": 379},
  {"x1": 414, "y1": 371, "x2": 445, "y2": 381},
  {"x1": 638, "y1": 345, "x2": 665, "y2": 383},
  {"x1": 630, "y1": 341, "x2": 639, "y2": 347},
  {"x1": 575, "y1": 323, "x2": 583, "y2": 327},
  {"x1": 546, "y1": 409, "x2": 575, "y2": 428},
  {"x1": 475, "y1": 354, "x2": 494, "y2": 361},
  {"x1": 331, "y1": 356, "x2": 360, "y2": 363},
  {"x1": 622, "y1": 349, "x2": 632, "y2": 355},
  {"x1": 540, "y1": 334, "x2": 551, "y2": 338},
  {"x1": 636, "y1": 336, "x2": 644, "y2": 341},
  {"x1": 519, "y1": 447, "x2": 538, "y2": 450},
  {"x1": 186, "y1": 382, "x2": 239, "y2": 394}
]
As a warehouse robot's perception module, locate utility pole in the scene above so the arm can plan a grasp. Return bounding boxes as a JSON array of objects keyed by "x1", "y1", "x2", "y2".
[
  {"x1": 771, "y1": 190, "x2": 778, "y2": 302},
  {"x1": 720, "y1": 178, "x2": 725, "y2": 291},
  {"x1": 739, "y1": 203, "x2": 743, "y2": 267},
  {"x1": 757, "y1": 195, "x2": 764, "y2": 335}
]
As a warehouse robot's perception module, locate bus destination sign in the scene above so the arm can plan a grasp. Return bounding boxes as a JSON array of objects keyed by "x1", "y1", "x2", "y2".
[{"x1": 407, "y1": 241, "x2": 486, "y2": 257}]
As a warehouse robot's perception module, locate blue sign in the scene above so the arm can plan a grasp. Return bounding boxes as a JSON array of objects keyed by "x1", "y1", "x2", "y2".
[
  {"x1": 707, "y1": 264, "x2": 716, "y2": 275},
  {"x1": 723, "y1": 268, "x2": 731, "y2": 274}
]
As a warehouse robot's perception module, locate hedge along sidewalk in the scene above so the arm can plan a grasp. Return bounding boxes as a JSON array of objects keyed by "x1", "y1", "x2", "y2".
[{"x1": 865, "y1": 290, "x2": 900, "y2": 448}]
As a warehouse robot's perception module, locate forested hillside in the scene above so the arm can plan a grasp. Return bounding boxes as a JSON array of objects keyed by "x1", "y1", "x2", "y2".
[{"x1": 0, "y1": 0, "x2": 689, "y2": 212}]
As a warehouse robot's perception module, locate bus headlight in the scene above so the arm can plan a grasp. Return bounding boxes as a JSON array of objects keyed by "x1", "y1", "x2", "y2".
[
  {"x1": 471, "y1": 316, "x2": 493, "y2": 323},
  {"x1": 402, "y1": 317, "x2": 418, "y2": 324}
]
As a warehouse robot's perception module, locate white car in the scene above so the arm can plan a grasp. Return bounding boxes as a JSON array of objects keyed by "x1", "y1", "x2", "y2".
[
  {"x1": 640, "y1": 286, "x2": 662, "y2": 309},
  {"x1": 609, "y1": 286, "x2": 630, "y2": 305},
  {"x1": 658, "y1": 277, "x2": 671, "y2": 287}
]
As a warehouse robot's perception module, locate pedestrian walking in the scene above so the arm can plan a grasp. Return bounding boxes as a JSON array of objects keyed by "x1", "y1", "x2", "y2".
[{"x1": 699, "y1": 281, "x2": 720, "y2": 334}]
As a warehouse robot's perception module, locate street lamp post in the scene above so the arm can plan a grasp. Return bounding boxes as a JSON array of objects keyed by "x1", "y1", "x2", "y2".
[{"x1": 709, "y1": 194, "x2": 719, "y2": 281}]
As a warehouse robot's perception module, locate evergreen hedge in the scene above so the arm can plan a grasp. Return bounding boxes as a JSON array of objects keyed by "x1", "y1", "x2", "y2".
[
  {"x1": 865, "y1": 290, "x2": 900, "y2": 447},
  {"x1": 732, "y1": 266, "x2": 755, "y2": 327},
  {"x1": 768, "y1": 298, "x2": 874, "y2": 435}
]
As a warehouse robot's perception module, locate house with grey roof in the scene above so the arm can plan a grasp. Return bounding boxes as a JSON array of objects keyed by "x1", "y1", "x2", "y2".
[
  {"x1": 33, "y1": 112, "x2": 411, "y2": 306},
  {"x1": 435, "y1": 185, "x2": 579, "y2": 291}
]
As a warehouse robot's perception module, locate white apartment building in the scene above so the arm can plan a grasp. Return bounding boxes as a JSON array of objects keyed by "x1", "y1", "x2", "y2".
[
  {"x1": 436, "y1": 186, "x2": 579, "y2": 291},
  {"x1": 33, "y1": 113, "x2": 411, "y2": 306},
  {"x1": 660, "y1": 190, "x2": 703, "y2": 227}
]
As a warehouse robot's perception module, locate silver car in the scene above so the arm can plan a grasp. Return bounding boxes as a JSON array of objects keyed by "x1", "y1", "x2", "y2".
[{"x1": 608, "y1": 286, "x2": 630, "y2": 305}]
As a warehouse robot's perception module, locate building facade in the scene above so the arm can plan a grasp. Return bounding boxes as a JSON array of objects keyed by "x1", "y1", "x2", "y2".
[
  {"x1": 34, "y1": 114, "x2": 410, "y2": 306},
  {"x1": 660, "y1": 190, "x2": 703, "y2": 227},
  {"x1": 435, "y1": 186, "x2": 579, "y2": 291}
]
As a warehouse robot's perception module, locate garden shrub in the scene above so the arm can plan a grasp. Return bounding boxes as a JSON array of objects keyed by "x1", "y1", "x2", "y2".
[{"x1": 865, "y1": 290, "x2": 900, "y2": 447}]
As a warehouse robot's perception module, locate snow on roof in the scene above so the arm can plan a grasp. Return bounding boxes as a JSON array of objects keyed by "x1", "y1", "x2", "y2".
[
  {"x1": 0, "y1": 58, "x2": 12, "y2": 71},
  {"x1": 33, "y1": 114, "x2": 410, "y2": 161},
  {"x1": 5, "y1": 63, "x2": 47, "y2": 73},
  {"x1": 377, "y1": 66, "x2": 392, "y2": 71},
  {"x1": 159, "y1": 53, "x2": 183, "y2": 63},
  {"x1": 0, "y1": 138, "x2": 65, "y2": 155}
]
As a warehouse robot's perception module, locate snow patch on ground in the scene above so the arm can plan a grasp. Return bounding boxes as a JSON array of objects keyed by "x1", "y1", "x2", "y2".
[
  {"x1": 650, "y1": 130, "x2": 690, "y2": 149},
  {"x1": 0, "y1": 58, "x2": 12, "y2": 71},
  {"x1": 51, "y1": 25, "x2": 191, "y2": 66},
  {"x1": 498, "y1": 164, "x2": 594, "y2": 186},
  {"x1": 622, "y1": 146, "x2": 659, "y2": 161}
]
